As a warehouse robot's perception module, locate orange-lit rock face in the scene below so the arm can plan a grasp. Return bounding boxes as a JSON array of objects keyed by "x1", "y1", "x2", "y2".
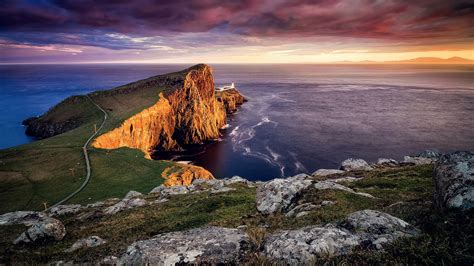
[
  {"x1": 162, "y1": 164, "x2": 214, "y2": 186},
  {"x1": 92, "y1": 65, "x2": 227, "y2": 157},
  {"x1": 216, "y1": 88, "x2": 247, "y2": 113}
]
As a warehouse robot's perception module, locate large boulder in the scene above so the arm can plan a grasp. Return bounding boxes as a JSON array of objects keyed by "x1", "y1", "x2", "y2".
[
  {"x1": 0, "y1": 211, "x2": 48, "y2": 226},
  {"x1": 340, "y1": 158, "x2": 373, "y2": 171},
  {"x1": 263, "y1": 210, "x2": 417, "y2": 263},
  {"x1": 256, "y1": 174, "x2": 313, "y2": 214},
  {"x1": 433, "y1": 151, "x2": 474, "y2": 210},
  {"x1": 13, "y1": 218, "x2": 66, "y2": 244},
  {"x1": 340, "y1": 210, "x2": 419, "y2": 249},
  {"x1": 120, "y1": 226, "x2": 251, "y2": 264},
  {"x1": 264, "y1": 225, "x2": 361, "y2": 263}
]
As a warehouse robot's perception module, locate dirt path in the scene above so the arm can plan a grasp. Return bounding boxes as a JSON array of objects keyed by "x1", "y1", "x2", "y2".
[{"x1": 49, "y1": 95, "x2": 108, "y2": 209}]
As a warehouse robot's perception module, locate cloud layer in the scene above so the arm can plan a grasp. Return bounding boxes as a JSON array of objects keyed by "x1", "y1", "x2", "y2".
[{"x1": 1, "y1": 0, "x2": 472, "y2": 62}]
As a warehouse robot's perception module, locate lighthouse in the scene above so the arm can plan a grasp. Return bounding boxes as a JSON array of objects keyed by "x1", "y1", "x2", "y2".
[{"x1": 231, "y1": 82, "x2": 235, "y2": 89}]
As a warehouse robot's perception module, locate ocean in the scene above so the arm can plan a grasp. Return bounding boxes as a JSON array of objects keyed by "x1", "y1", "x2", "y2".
[{"x1": 1, "y1": 64, "x2": 473, "y2": 180}]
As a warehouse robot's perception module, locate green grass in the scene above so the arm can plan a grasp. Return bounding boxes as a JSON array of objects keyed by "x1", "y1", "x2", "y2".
[{"x1": 0, "y1": 185, "x2": 257, "y2": 263}]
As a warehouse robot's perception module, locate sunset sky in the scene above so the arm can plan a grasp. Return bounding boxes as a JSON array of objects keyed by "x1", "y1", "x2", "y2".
[{"x1": 0, "y1": 0, "x2": 473, "y2": 63}]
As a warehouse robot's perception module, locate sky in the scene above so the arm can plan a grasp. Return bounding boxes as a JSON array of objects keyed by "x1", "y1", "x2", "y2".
[{"x1": 0, "y1": 0, "x2": 473, "y2": 64}]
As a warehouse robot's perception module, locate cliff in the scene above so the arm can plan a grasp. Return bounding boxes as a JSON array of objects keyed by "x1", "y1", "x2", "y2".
[
  {"x1": 216, "y1": 88, "x2": 247, "y2": 113},
  {"x1": 92, "y1": 64, "x2": 244, "y2": 158}
]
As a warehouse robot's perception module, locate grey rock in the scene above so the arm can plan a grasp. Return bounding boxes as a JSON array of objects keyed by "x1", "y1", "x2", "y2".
[
  {"x1": 286, "y1": 203, "x2": 320, "y2": 217},
  {"x1": 321, "y1": 200, "x2": 336, "y2": 206},
  {"x1": 223, "y1": 176, "x2": 252, "y2": 185},
  {"x1": 101, "y1": 256, "x2": 119, "y2": 264},
  {"x1": 417, "y1": 150, "x2": 441, "y2": 159},
  {"x1": 434, "y1": 151, "x2": 474, "y2": 210},
  {"x1": 14, "y1": 218, "x2": 66, "y2": 244},
  {"x1": 256, "y1": 175, "x2": 313, "y2": 214},
  {"x1": 402, "y1": 156, "x2": 434, "y2": 165},
  {"x1": 264, "y1": 210, "x2": 418, "y2": 263},
  {"x1": 340, "y1": 158, "x2": 373, "y2": 171},
  {"x1": 104, "y1": 198, "x2": 147, "y2": 215},
  {"x1": 211, "y1": 187, "x2": 236, "y2": 194},
  {"x1": 154, "y1": 198, "x2": 169, "y2": 204},
  {"x1": 264, "y1": 225, "x2": 360, "y2": 263},
  {"x1": 120, "y1": 226, "x2": 251, "y2": 264},
  {"x1": 124, "y1": 190, "x2": 143, "y2": 199},
  {"x1": 376, "y1": 158, "x2": 399, "y2": 167},
  {"x1": 0, "y1": 211, "x2": 48, "y2": 226},
  {"x1": 66, "y1": 236, "x2": 106, "y2": 252},
  {"x1": 49, "y1": 204, "x2": 83, "y2": 217},
  {"x1": 312, "y1": 169, "x2": 345, "y2": 176},
  {"x1": 330, "y1": 176, "x2": 359, "y2": 183},
  {"x1": 150, "y1": 185, "x2": 190, "y2": 197},
  {"x1": 340, "y1": 209, "x2": 419, "y2": 249},
  {"x1": 314, "y1": 181, "x2": 375, "y2": 198}
]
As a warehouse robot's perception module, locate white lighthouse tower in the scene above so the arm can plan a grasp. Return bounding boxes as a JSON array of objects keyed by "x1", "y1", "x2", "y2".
[{"x1": 231, "y1": 82, "x2": 235, "y2": 89}]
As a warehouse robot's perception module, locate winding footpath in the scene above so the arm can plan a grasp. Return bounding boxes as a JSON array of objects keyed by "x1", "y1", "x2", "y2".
[{"x1": 49, "y1": 95, "x2": 108, "y2": 209}]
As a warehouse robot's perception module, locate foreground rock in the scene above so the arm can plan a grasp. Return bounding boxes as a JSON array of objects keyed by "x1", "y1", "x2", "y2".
[
  {"x1": 0, "y1": 211, "x2": 48, "y2": 226},
  {"x1": 314, "y1": 181, "x2": 375, "y2": 198},
  {"x1": 256, "y1": 174, "x2": 313, "y2": 214},
  {"x1": 312, "y1": 169, "x2": 345, "y2": 176},
  {"x1": 104, "y1": 198, "x2": 147, "y2": 215},
  {"x1": 434, "y1": 151, "x2": 474, "y2": 210},
  {"x1": 66, "y1": 236, "x2": 106, "y2": 252},
  {"x1": 120, "y1": 226, "x2": 251, "y2": 264},
  {"x1": 340, "y1": 210, "x2": 419, "y2": 249},
  {"x1": 264, "y1": 210, "x2": 417, "y2": 263},
  {"x1": 340, "y1": 158, "x2": 373, "y2": 171},
  {"x1": 14, "y1": 218, "x2": 66, "y2": 244},
  {"x1": 48, "y1": 204, "x2": 83, "y2": 217}
]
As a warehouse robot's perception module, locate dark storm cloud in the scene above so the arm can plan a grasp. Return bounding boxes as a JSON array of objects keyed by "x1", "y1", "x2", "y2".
[{"x1": 0, "y1": 0, "x2": 472, "y2": 49}]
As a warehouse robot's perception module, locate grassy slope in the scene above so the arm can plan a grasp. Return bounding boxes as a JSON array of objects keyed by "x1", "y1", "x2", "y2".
[
  {"x1": 0, "y1": 165, "x2": 472, "y2": 264},
  {"x1": 0, "y1": 66, "x2": 199, "y2": 213}
]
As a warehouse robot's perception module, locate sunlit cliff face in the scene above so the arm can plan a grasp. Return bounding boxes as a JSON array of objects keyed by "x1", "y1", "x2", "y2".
[
  {"x1": 92, "y1": 65, "x2": 227, "y2": 157},
  {"x1": 0, "y1": 0, "x2": 473, "y2": 63}
]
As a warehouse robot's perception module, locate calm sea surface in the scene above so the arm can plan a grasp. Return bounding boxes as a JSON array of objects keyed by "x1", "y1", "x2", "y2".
[{"x1": 1, "y1": 64, "x2": 473, "y2": 180}]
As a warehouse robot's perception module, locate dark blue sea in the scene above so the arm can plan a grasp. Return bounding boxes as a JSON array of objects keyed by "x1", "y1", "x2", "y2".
[{"x1": 1, "y1": 64, "x2": 473, "y2": 180}]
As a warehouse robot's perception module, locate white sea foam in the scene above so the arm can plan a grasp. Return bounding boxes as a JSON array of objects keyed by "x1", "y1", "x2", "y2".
[{"x1": 221, "y1": 124, "x2": 231, "y2": 129}]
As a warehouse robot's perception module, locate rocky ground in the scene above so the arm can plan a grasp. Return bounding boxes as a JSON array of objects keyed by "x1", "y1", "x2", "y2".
[{"x1": 0, "y1": 151, "x2": 472, "y2": 264}]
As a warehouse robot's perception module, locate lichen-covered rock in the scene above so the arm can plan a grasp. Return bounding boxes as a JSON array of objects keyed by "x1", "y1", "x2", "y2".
[
  {"x1": 417, "y1": 150, "x2": 441, "y2": 159},
  {"x1": 312, "y1": 169, "x2": 345, "y2": 176},
  {"x1": 285, "y1": 203, "x2": 320, "y2": 217},
  {"x1": 264, "y1": 225, "x2": 360, "y2": 263},
  {"x1": 256, "y1": 175, "x2": 313, "y2": 214},
  {"x1": 433, "y1": 151, "x2": 474, "y2": 210},
  {"x1": 0, "y1": 211, "x2": 48, "y2": 226},
  {"x1": 14, "y1": 218, "x2": 66, "y2": 244},
  {"x1": 314, "y1": 181, "x2": 375, "y2": 198},
  {"x1": 48, "y1": 204, "x2": 83, "y2": 217},
  {"x1": 104, "y1": 198, "x2": 147, "y2": 215},
  {"x1": 120, "y1": 226, "x2": 251, "y2": 264},
  {"x1": 340, "y1": 210, "x2": 419, "y2": 249},
  {"x1": 66, "y1": 236, "x2": 106, "y2": 252},
  {"x1": 340, "y1": 158, "x2": 373, "y2": 171},
  {"x1": 264, "y1": 210, "x2": 418, "y2": 263},
  {"x1": 124, "y1": 190, "x2": 143, "y2": 200}
]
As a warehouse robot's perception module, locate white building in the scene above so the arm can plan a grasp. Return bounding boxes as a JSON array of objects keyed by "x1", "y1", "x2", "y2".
[{"x1": 216, "y1": 82, "x2": 235, "y2": 91}]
